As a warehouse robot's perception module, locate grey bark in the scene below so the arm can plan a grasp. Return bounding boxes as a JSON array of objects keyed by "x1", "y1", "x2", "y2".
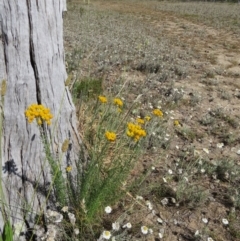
[{"x1": 0, "y1": 0, "x2": 82, "y2": 239}]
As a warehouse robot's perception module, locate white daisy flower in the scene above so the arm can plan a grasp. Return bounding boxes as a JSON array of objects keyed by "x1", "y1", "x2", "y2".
[
  {"x1": 157, "y1": 218, "x2": 163, "y2": 224},
  {"x1": 123, "y1": 222, "x2": 132, "y2": 229},
  {"x1": 168, "y1": 169, "x2": 173, "y2": 175},
  {"x1": 112, "y1": 222, "x2": 120, "y2": 231},
  {"x1": 136, "y1": 195, "x2": 143, "y2": 200},
  {"x1": 194, "y1": 230, "x2": 199, "y2": 236},
  {"x1": 104, "y1": 206, "x2": 112, "y2": 214},
  {"x1": 217, "y1": 143, "x2": 224, "y2": 149},
  {"x1": 74, "y1": 228, "x2": 80, "y2": 235},
  {"x1": 146, "y1": 200, "x2": 153, "y2": 210},
  {"x1": 222, "y1": 218, "x2": 229, "y2": 225},
  {"x1": 159, "y1": 232, "x2": 163, "y2": 239},
  {"x1": 141, "y1": 226, "x2": 148, "y2": 234},
  {"x1": 207, "y1": 237, "x2": 214, "y2": 241},
  {"x1": 202, "y1": 218, "x2": 208, "y2": 224},
  {"x1": 102, "y1": 230, "x2": 111, "y2": 240},
  {"x1": 161, "y1": 198, "x2": 169, "y2": 206}
]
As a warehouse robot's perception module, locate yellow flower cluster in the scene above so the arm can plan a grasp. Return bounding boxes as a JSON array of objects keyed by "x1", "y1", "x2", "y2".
[
  {"x1": 174, "y1": 120, "x2": 181, "y2": 126},
  {"x1": 126, "y1": 122, "x2": 146, "y2": 141},
  {"x1": 105, "y1": 131, "x2": 117, "y2": 142},
  {"x1": 145, "y1": 116, "x2": 151, "y2": 121},
  {"x1": 98, "y1": 95, "x2": 107, "y2": 103},
  {"x1": 153, "y1": 109, "x2": 163, "y2": 117},
  {"x1": 25, "y1": 104, "x2": 53, "y2": 125},
  {"x1": 136, "y1": 118, "x2": 145, "y2": 125},
  {"x1": 113, "y1": 98, "x2": 123, "y2": 108},
  {"x1": 66, "y1": 166, "x2": 72, "y2": 172}
]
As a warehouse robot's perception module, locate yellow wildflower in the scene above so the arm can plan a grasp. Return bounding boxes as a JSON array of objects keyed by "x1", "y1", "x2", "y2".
[
  {"x1": 127, "y1": 122, "x2": 146, "y2": 142},
  {"x1": 145, "y1": 116, "x2": 151, "y2": 121},
  {"x1": 113, "y1": 98, "x2": 123, "y2": 108},
  {"x1": 25, "y1": 104, "x2": 53, "y2": 125},
  {"x1": 105, "y1": 131, "x2": 116, "y2": 142},
  {"x1": 153, "y1": 109, "x2": 163, "y2": 117},
  {"x1": 98, "y1": 95, "x2": 107, "y2": 103},
  {"x1": 174, "y1": 120, "x2": 181, "y2": 126},
  {"x1": 66, "y1": 166, "x2": 72, "y2": 172},
  {"x1": 136, "y1": 118, "x2": 145, "y2": 125}
]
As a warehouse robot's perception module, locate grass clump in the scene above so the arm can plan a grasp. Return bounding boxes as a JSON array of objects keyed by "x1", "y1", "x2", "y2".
[{"x1": 72, "y1": 77, "x2": 103, "y2": 101}]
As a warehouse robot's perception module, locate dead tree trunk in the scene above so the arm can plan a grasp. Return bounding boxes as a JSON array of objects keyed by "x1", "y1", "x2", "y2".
[{"x1": 0, "y1": 0, "x2": 82, "y2": 238}]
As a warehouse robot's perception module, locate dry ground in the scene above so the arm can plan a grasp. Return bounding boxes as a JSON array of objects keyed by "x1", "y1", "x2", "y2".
[{"x1": 64, "y1": 1, "x2": 240, "y2": 240}]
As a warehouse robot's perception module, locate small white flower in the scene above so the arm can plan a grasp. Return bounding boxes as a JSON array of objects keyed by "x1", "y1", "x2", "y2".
[
  {"x1": 168, "y1": 169, "x2": 173, "y2": 175},
  {"x1": 136, "y1": 195, "x2": 143, "y2": 200},
  {"x1": 61, "y1": 206, "x2": 69, "y2": 213},
  {"x1": 194, "y1": 230, "x2": 199, "y2": 236},
  {"x1": 141, "y1": 226, "x2": 148, "y2": 234},
  {"x1": 202, "y1": 218, "x2": 208, "y2": 224},
  {"x1": 203, "y1": 148, "x2": 209, "y2": 154},
  {"x1": 217, "y1": 143, "x2": 224, "y2": 149},
  {"x1": 74, "y1": 228, "x2": 80, "y2": 235},
  {"x1": 123, "y1": 222, "x2": 132, "y2": 229},
  {"x1": 161, "y1": 198, "x2": 169, "y2": 206},
  {"x1": 157, "y1": 218, "x2": 163, "y2": 224},
  {"x1": 102, "y1": 230, "x2": 111, "y2": 240},
  {"x1": 159, "y1": 232, "x2": 163, "y2": 239},
  {"x1": 151, "y1": 166, "x2": 156, "y2": 170},
  {"x1": 222, "y1": 218, "x2": 229, "y2": 225},
  {"x1": 176, "y1": 145, "x2": 179, "y2": 149},
  {"x1": 200, "y1": 168, "x2": 205, "y2": 173},
  {"x1": 112, "y1": 222, "x2": 120, "y2": 231},
  {"x1": 104, "y1": 206, "x2": 112, "y2": 214},
  {"x1": 207, "y1": 237, "x2": 214, "y2": 241},
  {"x1": 146, "y1": 200, "x2": 153, "y2": 210}
]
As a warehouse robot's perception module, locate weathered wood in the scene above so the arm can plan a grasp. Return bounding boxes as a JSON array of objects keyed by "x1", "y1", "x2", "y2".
[{"x1": 0, "y1": 0, "x2": 82, "y2": 239}]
